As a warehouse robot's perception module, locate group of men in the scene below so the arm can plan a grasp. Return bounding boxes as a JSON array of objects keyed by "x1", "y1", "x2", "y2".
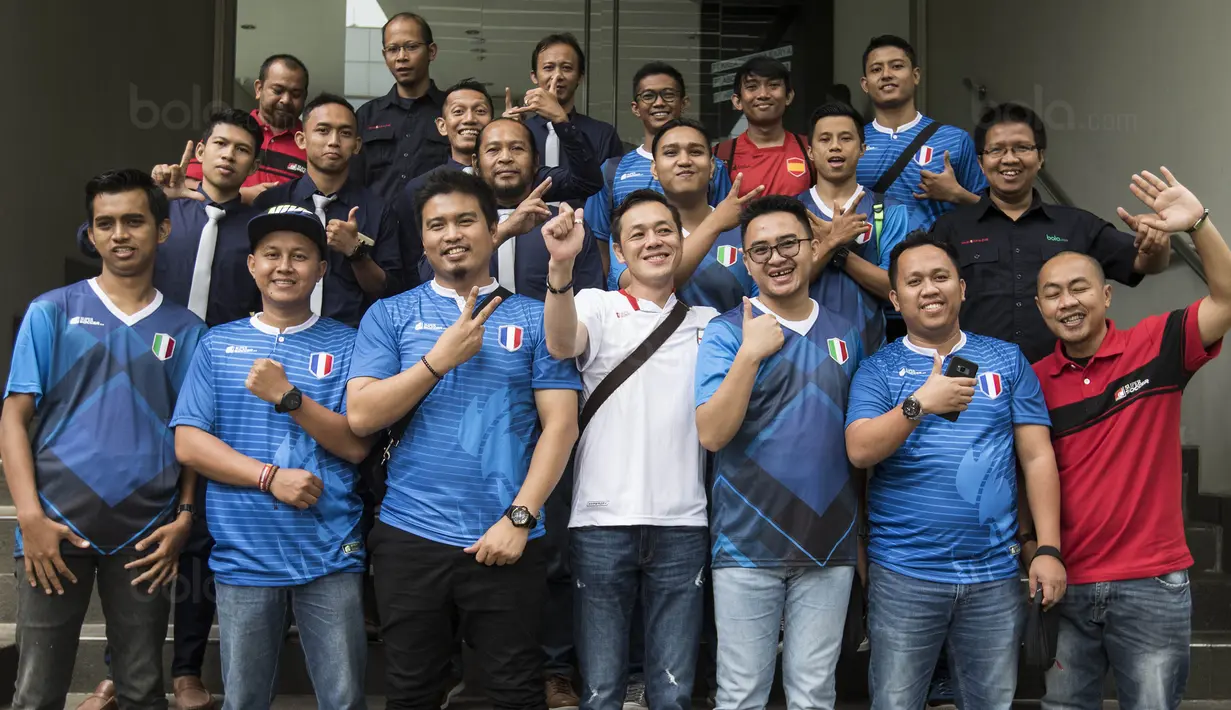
[{"x1": 0, "y1": 12, "x2": 1220, "y2": 710}]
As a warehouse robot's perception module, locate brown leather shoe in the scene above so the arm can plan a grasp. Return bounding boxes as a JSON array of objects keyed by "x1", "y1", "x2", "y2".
[
  {"x1": 545, "y1": 674, "x2": 579, "y2": 710},
  {"x1": 75, "y1": 680, "x2": 117, "y2": 710},
  {"x1": 172, "y1": 676, "x2": 216, "y2": 710}
]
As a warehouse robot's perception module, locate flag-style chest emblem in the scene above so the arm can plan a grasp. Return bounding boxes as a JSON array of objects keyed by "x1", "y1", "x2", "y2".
[
  {"x1": 916, "y1": 145, "x2": 935, "y2": 165},
  {"x1": 151, "y1": 333, "x2": 176, "y2": 361},
  {"x1": 785, "y1": 157, "x2": 807, "y2": 177},
  {"x1": 498, "y1": 325, "x2": 524, "y2": 352},
  {"x1": 979, "y1": 372, "x2": 1004, "y2": 399},
  {"x1": 855, "y1": 222, "x2": 873, "y2": 245},
  {"x1": 309, "y1": 352, "x2": 335, "y2": 378},
  {"x1": 827, "y1": 337, "x2": 849, "y2": 365},
  {"x1": 716, "y1": 245, "x2": 738, "y2": 267}
]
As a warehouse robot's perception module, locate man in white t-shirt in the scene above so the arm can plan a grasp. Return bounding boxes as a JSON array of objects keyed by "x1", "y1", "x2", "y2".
[{"x1": 542, "y1": 190, "x2": 714, "y2": 710}]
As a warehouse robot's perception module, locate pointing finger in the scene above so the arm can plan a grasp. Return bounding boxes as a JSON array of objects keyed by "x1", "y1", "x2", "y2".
[
  {"x1": 528, "y1": 176, "x2": 553, "y2": 201},
  {"x1": 738, "y1": 184, "x2": 766, "y2": 203},
  {"x1": 729, "y1": 173, "x2": 743, "y2": 197},
  {"x1": 179, "y1": 140, "x2": 194, "y2": 169},
  {"x1": 505, "y1": 87, "x2": 513, "y2": 110}
]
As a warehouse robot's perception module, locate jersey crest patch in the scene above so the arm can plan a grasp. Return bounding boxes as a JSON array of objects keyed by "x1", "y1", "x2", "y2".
[
  {"x1": 915, "y1": 146, "x2": 935, "y2": 165},
  {"x1": 498, "y1": 325, "x2": 524, "y2": 352},
  {"x1": 978, "y1": 372, "x2": 1004, "y2": 399},
  {"x1": 716, "y1": 245, "x2": 739, "y2": 267},
  {"x1": 786, "y1": 157, "x2": 808, "y2": 177},
  {"x1": 827, "y1": 338, "x2": 849, "y2": 365},
  {"x1": 309, "y1": 352, "x2": 335, "y2": 379},
  {"x1": 151, "y1": 333, "x2": 176, "y2": 361}
]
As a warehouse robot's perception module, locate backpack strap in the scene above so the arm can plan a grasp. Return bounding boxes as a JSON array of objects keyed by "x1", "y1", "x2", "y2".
[
  {"x1": 870, "y1": 121, "x2": 944, "y2": 195},
  {"x1": 792, "y1": 132, "x2": 817, "y2": 184}
]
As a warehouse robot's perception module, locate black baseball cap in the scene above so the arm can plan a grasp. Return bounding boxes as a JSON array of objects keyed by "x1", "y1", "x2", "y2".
[{"x1": 247, "y1": 204, "x2": 327, "y2": 256}]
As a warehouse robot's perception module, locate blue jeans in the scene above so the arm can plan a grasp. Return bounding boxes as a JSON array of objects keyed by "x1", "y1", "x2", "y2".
[
  {"x1": 571, "y1": 526, "x2": 707, "y2": 710},
  {"x1": 1042, "y1": 571, "x2": 1191, "y2": 710},
  {"x1": 867, "y1": 564, "x2": 1023, "y2": 710},
  {"x1": 712, "y1": 565, "x2": 854, "y2": 710},
  {"x1": 216, "y1": 572, "x2": 367, "y2": 710}
]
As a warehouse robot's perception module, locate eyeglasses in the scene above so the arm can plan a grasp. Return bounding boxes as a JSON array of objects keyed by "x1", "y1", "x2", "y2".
[
  {"x1": 746, "y1": 238, "x2": 802, "y2": 264},
  {"x1": 636, "y1": 89, "x2": 682, "y2": 105},
  {"x1": 981, "y1": 144, "x2": 1038, "y2": 159},
  {"x1": 383, "y1": 42, "x2": 426, "y2": 57}
]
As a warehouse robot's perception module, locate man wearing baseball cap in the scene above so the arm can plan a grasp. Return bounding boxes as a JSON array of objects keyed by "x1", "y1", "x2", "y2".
[{"x1": 171, "y1": 204, "x2": 375, "y2": 708}]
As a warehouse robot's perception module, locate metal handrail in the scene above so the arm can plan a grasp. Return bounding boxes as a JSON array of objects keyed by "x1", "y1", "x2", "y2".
[{"x1": 961, "y1": 78, "x2": 1207, "y2": 283}]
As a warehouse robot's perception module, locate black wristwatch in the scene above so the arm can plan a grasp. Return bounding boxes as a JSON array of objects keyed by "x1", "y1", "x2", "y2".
[
  {"x1": 831, "y1": 246, "x2": 850, "y2": 270},
  {"x1": 504, "y1": 505, "x2": 539, "y2": 530},
  {"x1": 347, "y1": 241, "x2": 372, "y2": 261},
  {"x1": 176, "y1": 504, "x2": 196, "y2": 519},
  {"x1": 902, "y1": 394, "x2": 923, "y2": 420},
  {"x1": 275, "y1": 387, "x2": 303, "y2": 414}
]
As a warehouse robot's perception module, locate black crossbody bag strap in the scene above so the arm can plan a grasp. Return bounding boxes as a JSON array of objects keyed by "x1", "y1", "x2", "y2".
[
  {"x1": 577, "y1": 300, "x2": 690, "y2": 436},
  {"x1": 870, "y1": 121, "x2": 943, "y2": 195}
]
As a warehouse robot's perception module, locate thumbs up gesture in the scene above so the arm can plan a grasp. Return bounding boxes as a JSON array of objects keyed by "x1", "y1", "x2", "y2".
[
  {"x1": 326, "y1": 206, "x2": 366, "y2": 257},
  {"x1": 912, "y1": 352, "x2": 976, "y2": 416},
  {"x1": 737, "y1": 297, "x2": 785, "y2": 362},
  {"x1": 914, "y1": 150, "x2": 963, "y2": 203}
]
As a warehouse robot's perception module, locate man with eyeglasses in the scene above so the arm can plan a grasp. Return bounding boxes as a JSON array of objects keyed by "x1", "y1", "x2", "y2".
[
  {"x1": 930, "y1": 103, "x2": 1171, "y2": 364},
  {"x1": 695, "y1": 195, "x2": 871, "y2": 710},
  {"x1": 584, "y1": 62, "x2": 733, "y2": 280},
  {"x1": 353, "y1": 12, "x2": 449, "y2": 203}
]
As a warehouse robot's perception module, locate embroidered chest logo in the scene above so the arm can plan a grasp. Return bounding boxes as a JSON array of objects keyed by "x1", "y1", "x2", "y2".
[
  {"x1": 1045, "y1": 234, "x2": 1068, "y2": 242},
  {"x1": 715, "y1": 245, "x2": 739, "y2": 267},
  {"x1": 827, "y1": 338, "x2": 849, "y2": 365},
  {"x1": 309, "y1": 352, "x2": 335, "y2": 378},
  {"x1": 225, "y1": 345, "x2": 259, "y2": 355},
  {"x1": 151, "y1": 333, "x2": 176, "y2": 361},
  {"x1": 785, "y1": 157, "x2": 807, "y2": 177},
  {"x1": 978, "y1": 372, "x2": 1004, "y2": 399},
  {"x1": 915, "y1": 145, "x2": 935, "y2": 165},
  {"x1": 498, "y1": 325, "x2": 524, "y2": 352},
  {"x1": 1115, "y1": 378, "x2": 1150, "y2": 402},
  {"x1": 70, "y1": 316, "x2": 104, "y2": 327}
]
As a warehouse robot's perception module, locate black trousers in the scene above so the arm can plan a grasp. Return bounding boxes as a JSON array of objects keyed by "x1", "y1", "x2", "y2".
[
  {"x1": 171, "y1": 490, "x2": 216, "y2": 678},
  {"x1": 371, "y1": 521, "x2": 548, "y2": 710}
]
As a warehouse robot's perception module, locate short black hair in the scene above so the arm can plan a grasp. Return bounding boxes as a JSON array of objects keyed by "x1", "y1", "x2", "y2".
[
  {"x1": 974, "y1": 102, "x2": 1048, "y2": 154},
  {"x1": 302, "y1": 92, "x2": 357, "y2": 126},
  {"x1": 85, "y1": 169, "x2": 170, "y2": 225},
  {"x1": 862, "y1": 35, "x2": 917, "y2": 74},
  {"x1": 443, "y1": 78, "x2": 494, "y2": 114},
  {"x1": 888, "y1": 230, "x2": 960, "y2": 288},
  {"x1": 739, "y1": 195, "x2": 811, "y2": 243},
  {"x1": 632, "y1": 61, "x2": 686, "y2": 97},
  {"x1": 734, "y1": 57, "x2": 792, "y2": 95},
  {"x1": 611, "y1": 189, "x2": 682, "y2": 245},
  {"x1": 413, "y1": 170, "x2": 499, "y2": 230},
  {"x1": 382, "y1": 12, "x2": 433, "y2": 45},
  {"x1": 477, "y1": 118, "x2": 540, "y2": 164},
  {"x1": 808, "y1": 101, "x2": 866, "y2": 143},
  {"x1": 531, "y1": 33, "x2": 586, "y2": 75},
  {"x1": 651, "y1": 117, "x2": 712, "y2": 157},
  {"x1": 258, "y1": 54, "x2": 309, "y2": 87},
  {"x1": 200, "y1": 109, "x2": 263, "y2": 154}
]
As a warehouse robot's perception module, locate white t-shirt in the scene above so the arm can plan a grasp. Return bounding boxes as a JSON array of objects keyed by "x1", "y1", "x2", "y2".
[{"x1": 570, "y1": 288, "x2": 717, "y2": 528}]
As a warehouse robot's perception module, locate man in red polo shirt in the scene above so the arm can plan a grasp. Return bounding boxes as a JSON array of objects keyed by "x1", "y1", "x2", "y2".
[
  {"x1": 185, "y1": 54, "x2": 310, "y2": 203},
  {"x1": 713, "y1": 57, "x2": 813, "y2": 197},
  {"x1": 1033, "y1": 167, "x2": 1228, "y2": 710}
]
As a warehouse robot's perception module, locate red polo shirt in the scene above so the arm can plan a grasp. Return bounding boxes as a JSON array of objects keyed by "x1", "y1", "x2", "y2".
[
  {"x1": 718, "y1": 131, "x2": 813, "y2": 197},
  {"x1": 185, "y1": 109, "x2": 307, "y2": 186},
  {"x1": 1033, "y1": 301, "x2": 1221, "y2": 584}
]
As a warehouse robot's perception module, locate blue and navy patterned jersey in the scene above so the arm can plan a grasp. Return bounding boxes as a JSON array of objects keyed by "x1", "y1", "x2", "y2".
[
  {"x1": 347, "y1": 281, "x2": 581, "y2": 548},
  {"x1": 5, "y1": 279, "x2": 206, "y2": 556},
  {"x1": 609, "y1": 224, "x2": 756, "y2": 312},
  {"x1": 171, "y1": 315, "x2": 364, "y2": 586},
  {"x1": 857, "y1": 114, "x2": 988, "y2": 230},
  {"x1": 810, "y1": 266, "x2": 887, "y2": 360},
  {"x1": 696, "y1": 299, "x2": 869, "y2": 569},
  {"x1": 586, "y1": 147, "x2": 734, "y2": 248},
  {"x1": 845, "y1": 332, "x2": 1051, "y2": 584}
]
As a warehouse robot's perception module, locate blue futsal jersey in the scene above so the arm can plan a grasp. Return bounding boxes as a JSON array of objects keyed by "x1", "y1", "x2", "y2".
[
  {"x1": 171, "y1": 315, "x2": 365, "y2": 586},
  {"x1": 846, "y1": 332, "x2": 1050, "y2": 584},
  {"x1": 5, "y1": 279, "x2": 206, "y2": 556},
  {"x1": 348, "y1": 281, "x2": 581, "y2": 548},
  {"x1": 608, "y1": 223, "x2": 756, "y2": 312},
  {"x1": 696, "y1": 298, "x2": 869, "y2": 569},
  {"x1": 797, "y1": 186, "x2": 912, "y2": 273},
  {"x1": 857, "y1": 114, "x2": 987, "y2": 229}
]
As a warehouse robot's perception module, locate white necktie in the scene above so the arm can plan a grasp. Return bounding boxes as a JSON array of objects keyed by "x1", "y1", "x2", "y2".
[
  {"x1": 311, "y1": 193, "x2": 337, "y2": 315},
  {"x1": 496, "y1": 208, "x2": 517, "y2": 293},
  {"x1": 545, "y1": 122, "x2": 560, "y2": 168},
  {"x1": 187, "y1": 204, "x2": 226, "y2": 320}
]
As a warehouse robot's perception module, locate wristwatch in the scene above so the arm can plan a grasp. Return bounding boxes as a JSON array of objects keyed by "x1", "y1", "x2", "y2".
[
  {"x1": 831, "y1": 246, "x2": 850, "y2": 270},
  {"x1": 275, "y1": 387, "x2": 303, "y2": 414},
  {"x1": 176, "y1": 504, "x2": 196, "y2": 519},
  {"x1": 347, "y1": 240, "x2": 372, "y2": 261},
  {"x1": 902, "y1": 394, "x2": 924, "y2": 421},
  {"x1": 504, "y1": 505, "x2": 539, "y2": 530}
]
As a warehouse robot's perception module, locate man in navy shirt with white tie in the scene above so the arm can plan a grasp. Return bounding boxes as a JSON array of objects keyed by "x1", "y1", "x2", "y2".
[{"x1": 256, "y1": 93, "x2": 402, "y2": 325}]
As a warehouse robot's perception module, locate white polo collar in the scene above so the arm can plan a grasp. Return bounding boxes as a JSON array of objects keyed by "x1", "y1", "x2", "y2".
[
  {"x1": 902, "y1": 330, "x2": 968, "y2": 357},
  {"x1": 872, "y1": 111, "x2": 923, "y2": 136},
  {"x1": 431, "y1": 278, "x2": 499, "y2": 308},
  {"x1": 249, "y1": 313, "x2": 319, "y2": 335}
]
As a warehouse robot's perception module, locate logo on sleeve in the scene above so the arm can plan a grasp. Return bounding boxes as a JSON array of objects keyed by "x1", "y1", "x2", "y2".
[
  {"x1": 498, "y1": 325, "x2": 524, "y2": 352},
  {"x1": 716, "y1": 245, "x2": 739, "y2": 267},
  {"x1": 786, "y1": 157, "x2": 808, "y2": 177},
  {"x1": 915, "y1": 146, "x2": 935, "y2": 165},
  {"x1": 151, "y1": 333, "x2": 176, "y2": 361},
  {"x1": 827, "y1": 338, "x2": 849, "y2": 365},
  {"x1": 978, "y1": 372, "x2": 1004, "y2": 399},
  {"x1": 309, "y1": 352, "x2": 335, "y2": 378}
]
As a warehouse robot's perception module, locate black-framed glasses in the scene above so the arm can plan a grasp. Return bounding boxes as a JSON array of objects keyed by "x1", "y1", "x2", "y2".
[
  {"x1": 746, "y1": 238, "x2": 802, "y2": 263},
  {"x1": 383, "y1": 42, "x2": 426, "y2": 57},
  {"x1": 636, "y1": 89, "x2": 681, "y2": 105},
  {"x1": 981, "y1": 144, "x2": 1038, "y2": 159}
]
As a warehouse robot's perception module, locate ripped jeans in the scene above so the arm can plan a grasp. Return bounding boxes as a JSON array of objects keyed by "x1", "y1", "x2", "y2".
[{"x1": 571, "y1": 525, "x2": 708, "y2": 710}]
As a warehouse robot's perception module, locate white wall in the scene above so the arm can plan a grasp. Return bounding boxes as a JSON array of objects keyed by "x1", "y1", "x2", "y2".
[
  {"x1": 235, "y1": 0, "x2": 346, "y2": 97},
  {"x1": 917, "y1": 0, "x2": 1231, "y2": 494},
  {"x1": 832, "y1": 0, "x2": 911, "y2": 119}
]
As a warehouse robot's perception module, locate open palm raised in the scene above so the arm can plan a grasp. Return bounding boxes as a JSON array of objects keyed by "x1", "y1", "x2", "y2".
[{"x1": 1127, "y1": 166, "x2": 1205, "y2": 233}]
